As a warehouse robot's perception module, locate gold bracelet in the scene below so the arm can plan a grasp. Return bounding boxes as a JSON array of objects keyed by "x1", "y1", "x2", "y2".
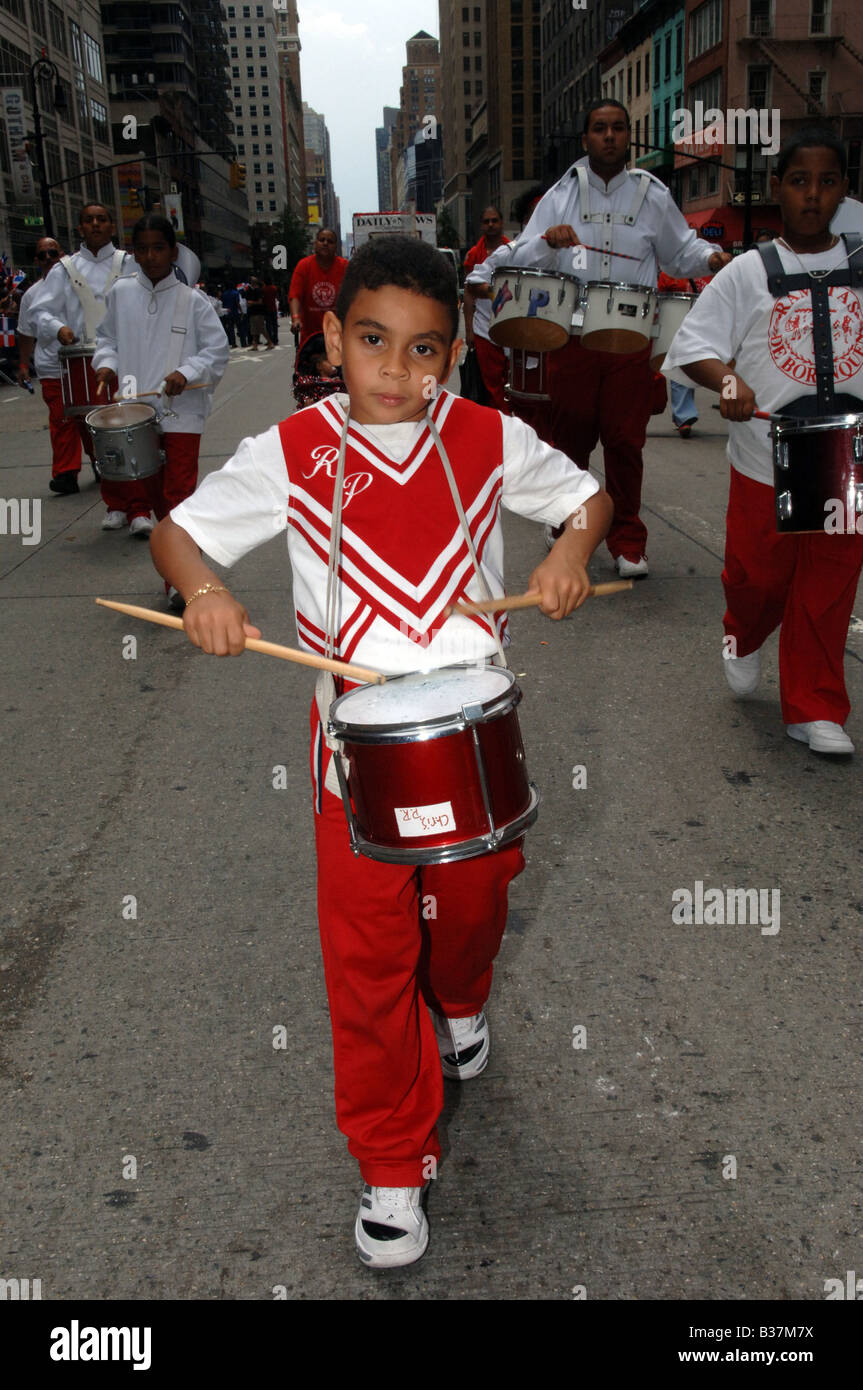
[{"x1": 184, "y1": 583, "x2": 229, "y2": 609}]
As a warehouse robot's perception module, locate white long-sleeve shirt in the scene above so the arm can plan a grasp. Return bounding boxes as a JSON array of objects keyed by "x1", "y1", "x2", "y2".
[
  {"x1": 16, "y1": 278, "x2": 62, "y2": 379},
  {"x1": 27, "y1": 242, "x2": 135, "y2": 345},
  {"x1": 472, "y1": 156, "x2": 716, "y2": 290},
  {"x1": 661, "y1": 240, "x2": 863, "y2": 484},
  {"x1": 92, "y1": 272, "x2": 229, "y2": 435}
]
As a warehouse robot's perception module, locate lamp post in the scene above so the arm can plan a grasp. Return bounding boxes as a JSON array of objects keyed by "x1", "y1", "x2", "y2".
[{"x1": 29, "y1": 51, "x2": 67, "y2": 238}]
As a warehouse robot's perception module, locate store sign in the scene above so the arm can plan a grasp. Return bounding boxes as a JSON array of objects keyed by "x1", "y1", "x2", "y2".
[
  {"x1": 701, "y1": 224, "x2": 725, "y2": 240},
  {"x1": 2, "y1": 89, "x2": 36, "y2": 200}
]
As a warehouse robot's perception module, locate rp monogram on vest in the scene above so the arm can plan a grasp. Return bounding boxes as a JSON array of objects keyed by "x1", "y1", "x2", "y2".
[{"x1": 303, "y1": 444, "x2": 373, "y2": 506}]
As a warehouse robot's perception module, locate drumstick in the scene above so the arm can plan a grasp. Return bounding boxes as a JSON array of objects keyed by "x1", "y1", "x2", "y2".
[
  {"x1": 540, "y1": 237, "x2": 640, "y2": 260},
  {"x1": 711, "y1": 404, "x2": 781, "y2": 422},
  {"x1": 95, "y1": 599, "x2": 387, "y2": 683},
  {"x1": 445, "y1": 581, "x2": 633, "y2": 617}
]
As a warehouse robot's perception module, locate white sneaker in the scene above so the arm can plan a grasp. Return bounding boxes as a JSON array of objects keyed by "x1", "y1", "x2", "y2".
[
  {"x1": 615, "y1": 555, "x2": 649, "y2": 578},
  {"x1": 786, "y1": 721, "x2": 855, "y2": 755},
  {"x1": 129, "y1": 515, "x2": 154, "y2": 538},
  {"x1": 354, "y1": 1184, "x2": 429, "y2": 1268},
  {"x1": 431, "y1": 1009, "x2": 490, "y2": 1081},
  {"x1": 722, "y1": 645, "x2": 761, "y2": 697},
  {"x1": 101, "y1": 510, "x2": 127, "y2": 530}
]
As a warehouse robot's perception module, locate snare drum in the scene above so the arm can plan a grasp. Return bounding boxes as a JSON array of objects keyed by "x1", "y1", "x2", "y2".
[
  {"x1": 59, "y1": 344, "x2": 100, "y2": 417},
  {"x1": 505, "y1": 348, "x2": 550, "y2": 403},
  {"x1": 488, "y1": 266, "x2": 581, "y2": 352},
  {"x1": 771, "y1": 413, "x2": 863, "y2": 533},
  {"x1": 649, "y1": 292, "x2": 697, "y2": 370},
  {"x1": 579, "y1": 281, "x2": 657, "y2": 354},
  {"x1": 328, "y1": 665, "x2": 540, "y2": 864},
  {"x1": 85, "y1": 402, "x2": 165, "y2": 481}
]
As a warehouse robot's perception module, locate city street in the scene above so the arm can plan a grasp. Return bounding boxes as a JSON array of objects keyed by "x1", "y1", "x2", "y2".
[{"x1": 1, "y1": 336, "x2": 861, "y2": 1302}]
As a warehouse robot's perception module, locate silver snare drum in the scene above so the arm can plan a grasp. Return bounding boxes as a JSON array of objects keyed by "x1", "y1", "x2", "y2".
[{"x1": 85, "y1": 402, "x2": 164, "y2": 481}]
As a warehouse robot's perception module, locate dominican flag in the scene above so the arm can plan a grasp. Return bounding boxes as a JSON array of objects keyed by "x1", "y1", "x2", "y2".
[{"x1": 0, "y1": 317, "x2": 16, "y2": 348}]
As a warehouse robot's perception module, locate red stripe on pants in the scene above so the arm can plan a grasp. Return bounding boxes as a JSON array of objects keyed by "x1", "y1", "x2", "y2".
[
  {"x1": 41, "y1": 378, "x2": 93, "y2": 476},
  {"x1": 99, "y1": 431, "x2": 201, "y2": 521},
  {"x1": 473, "y1": 335, "x2": 511, "y2": 414},
  {"x1": 310, "y1": 703, "x2": 525, "y2": 1185},
  {"x1": 547, "y1": 335, "x2": 653, "y2": 560},
  {"x1": 723, "y1": 468, "x2": 863, "y2": 725}
]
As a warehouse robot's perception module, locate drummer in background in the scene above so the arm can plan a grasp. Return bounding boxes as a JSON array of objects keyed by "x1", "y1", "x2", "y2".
[
  {"x1": 462, "y1": 206, "x2": 511, "y2": 411},
  {"x1": 656, "y1": 271, "x2": 700, "y2": 437},
  {"x1": 15, "y1": 237, "x2": 89, "y2": 496},
  {"x1": 500, "y1": 100, "x2": 731, "y2": 576},
  {"x1": 92, "y1": 213, "x2": 228, "y2": 582},
  {"x1": 662, "y1": 128, "x2": 863, "y2": 756},
  {"x1": 28, "y1": 205, "x2": 135, "y2": 496}
]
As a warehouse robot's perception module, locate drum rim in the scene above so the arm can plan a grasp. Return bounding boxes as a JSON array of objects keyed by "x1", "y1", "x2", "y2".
[
  {"x1": 656, "y1": 292, "x2": 698, "y2": 302},
  {"x1": 85, "y1": 402, "x2": 158, "y2": 428},
  {"x1": 492, "y1": 264, "x2": 581, "y2": 286},
  {"x1": 583, "y1": 280, "x2": 656, "y2": 295},
  {"x1": 771, "y1": 412, "x2": 863, "y2": 436},
  {"x1": 329, "y1": 663, "x2": 520, "y2": 743},
  {"x1": 351, "y1": 783, "x2": 540, "y2": 865},
  {"x1": 58, "y1": 344, "x2": 95, "y2": 357}
]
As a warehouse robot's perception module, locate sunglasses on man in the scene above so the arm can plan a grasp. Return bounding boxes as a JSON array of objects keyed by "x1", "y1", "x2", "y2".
[{"x1": 36, "y1": 249, "x2": 61, "y2": 261}]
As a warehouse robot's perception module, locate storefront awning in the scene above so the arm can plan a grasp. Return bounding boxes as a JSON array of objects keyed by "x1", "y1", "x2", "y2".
[{"x1": 685, "y1": 206, "x2": 783, "y2": 248}]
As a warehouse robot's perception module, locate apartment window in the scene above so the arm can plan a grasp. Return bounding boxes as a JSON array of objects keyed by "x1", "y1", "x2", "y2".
[
  {"x1": 233, "y1": 86, "x2": 241, "y2": 97},
  {"x1": 231, "y1": 47, "x2": 238, "y2": 58},
  {"x1": 644, "y1": 111, "x2": 650, "y2": 148},
  {"x1": 234, "y1": 104, "x2": 242, "y2": 117},
  {"x1": 258, "y1": 45, "x2": 266, "y2": 57},
  {"x1": 463, "y1": 56, "x2": 470, "y2": 71},
  {"x1": 250, "y1": 105, "x2": 257, "y2": 116},
  {"x1": 808, "y1": 69, "x2": 827, "y2": 108},
  {"x1": 267, "y1": 181, "x2": 274, "y2": 192},
  {"x1": 236, "y1": 124, "x2": 244, "y2": 137},
  {"x1": 248, "y1": 85, "x2": 256, "y2": 97},
  {"x1": 810, "y1": 0, "x2": 830, "y2": 34},
  {"x1": 263, "y1": 105, "x2": 270, "y2": 116},
  {"x1": 256, "y1": 4, "x2": 263, "y2": 14},
  {"x1": 246, "y1": 66, "x2": 254, "y2": 76},
  {"x1": 253, "y1": 161, "x2": 261, "y2": 174},
  {"x1": 748, "y1": 65, "x2": 769, "y2": 107},
  {"x1": 252, "y1": 143, "x2": 260, "y2": 154},
  {"x1": 462, "y1": 6, "x2": 468, "y2": 17},
  {"x1": 256, "y1": 201, "x2": 263, "y2": 212},
  {"x1": 690, "y1": 0, "x2": 722, "y2": 58},
  {"x1": 243, "y1": 24, "x2": 251, "y2": 36},
  {"x1": 635, "y1": 117, "x2": 640, "y2": 153},
  {"x1": 474, "y1": 6, "x2": 480, "y2": 17},
  {"x1": 627, "y1": 65, "x2": 632, "y2": 100},
  {"x1": 675, "y1": 24, "x2": 682, "y2": 72},
  {"x1": 242, "y1": 5, "x2": 250, "y2": 15},
  {"x1": 257, "y1": 25, "x2": 264, "y2": 36},
  {"x1": 464, "y1": 103, "x2": 471, "y2": 117},
  {"x1": 69, "y1": 19, "x2": 81, "y2": 66},
  {"x1": 266, "y1": 161, "x2": 274, "y2": 174},
  {"x1": 255, "y1": 181, "x2": 262, "y2": 192},
  {"x1": 261, "y1": 85, "x2": 269, "y2": 96},
  {"x1": 689, "y1": 70, "x2": 722, "y2": 122},
  {"x1": 644, "y1": 51, "x2": 650, "y2": 88},
  {"x1": 688, "y1": 165, "x2": 700, "y2": 198},
  {"x1": 90, "y1": 97, "x2": 108, "y2": 144},
  {"x1": 245, "y1": 46, "x2": 252, "y2": 56},
  {"x1": 265, "y1": 143, "x2": 272, "y2": 154},
  {"x1": 232, "y1": 66, "x2": 239, "y2": 76},
  {"x1": 263, "y1": 123, "x2": 271, "y2": 135},
  {"x1": 706, "y1": 162, "x2": 719, "y2": 195},
  {"x1": 635, "y1": 58, "x2": 641, "y2": 98},
  {"x1": 464, "y1": 80, "x2": 471, "y2": 94},
  {"x1": 474, "y1": 56, "x2": 481, "y2": 70},
  {"x1": 251, "y1": 123, "x2": 258, "y2": 135},
  {"x1": 269, "y1": 201, "x2": 276, "y2": 212},
  {"x1": 229, "y1": 25, "x2": 236, "y2": 37},
  {"x1": 749, "y1": 0, "x2": 772, "y2": 36},
  {"x1": 260, "y1": 65, "x2": 266, "y2": 76},
  {"x1": 462, "y1": 31, "x2": 469, "y2": 45},
  {"x1": 665, "y1": 33, "x2": 671, "y2": 80},
  {"x1": 227, "y1": 5, "x2": 235, "y2": 14},
  {"x1": 48, "y1": 2, "x2": 67, "y2": 53}
]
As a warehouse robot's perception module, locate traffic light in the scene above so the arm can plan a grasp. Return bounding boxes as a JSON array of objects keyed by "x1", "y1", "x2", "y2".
[
  {"x1": 128, "y1": 186, "x2": 140, "y2": 208},
  {"x1": 230, "y1": 161, "x2": 246, "y2": 191}
]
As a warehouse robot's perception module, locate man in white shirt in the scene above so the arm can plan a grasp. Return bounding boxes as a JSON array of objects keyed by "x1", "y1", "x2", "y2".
[{"x1": 470, "y1": 101, "x2": 731, "y2": 576}]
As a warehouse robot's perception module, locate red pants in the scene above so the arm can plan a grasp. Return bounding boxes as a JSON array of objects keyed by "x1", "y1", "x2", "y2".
[
  {"x1": 41, "y1": 378, "x2": 94, "y2": 476},
  {"x1": 310, "y1": 705, "x2": 525, "y2": 1185},
  {"x1": 474, "y1": 335, "x2": 511, "y2": 414},
  {"x1": 547, "y1": 336, "x2": 653, "y2": 560},
  {"x1": 723, "y1": 469, "x2": 863, "y2": 725},
  {"x1": 100, "y1": 432, "x2": 201, "y2": 521}
]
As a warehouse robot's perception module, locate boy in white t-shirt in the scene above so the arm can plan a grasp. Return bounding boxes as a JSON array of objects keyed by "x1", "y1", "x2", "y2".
[
  {"x1": 149, "y1": 237, "x2": 612, "y2": 1268},
  {"x1": 663, "y1": 129, "x2": 863, "y2": 755}
]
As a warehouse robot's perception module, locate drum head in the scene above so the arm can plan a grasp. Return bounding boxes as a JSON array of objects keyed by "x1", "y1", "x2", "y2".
[
  {"x1": 335, "y1": 666, "x2": 513, "y2": 729},
  {"x1": 86, "y1": 403, "x2": 156, "y2": 429},
  {"x1": 489, "y1": 318, "x2": 569, "y2": 350}
]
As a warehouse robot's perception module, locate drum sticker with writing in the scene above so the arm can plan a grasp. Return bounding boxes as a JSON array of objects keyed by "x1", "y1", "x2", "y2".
[
  {"x1": 395, "y1": 801, "x2": 456, "y2": 837},
  {"x1": 769, "y1": 287, "x2": 863, "y2": 386},
  {"x1": 492, "y1": 281, "x2": 513, "y2": 317}
]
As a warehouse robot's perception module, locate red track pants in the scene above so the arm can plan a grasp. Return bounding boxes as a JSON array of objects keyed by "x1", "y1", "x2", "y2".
[
  {"x1": 310, "y1": 704, "x2": 525, "y2": 1185},
  {"x1": 723, "y1": 468, "x2": 863, "y2": 725},
  {"x1": 473, "y1": 335, "x2": 511, "y2": 414},
  {"x1": 547, "y1": 336, "x2": 653, "y2": 560},
  {"x1": 41, "y1": 379, "x2": 94, "y2": 476},
  {"x1": 100, "y1": 432, "x2": 201, "y2": 521}
]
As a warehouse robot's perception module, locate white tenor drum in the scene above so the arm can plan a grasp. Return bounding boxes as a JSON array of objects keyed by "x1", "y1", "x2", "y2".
[
  {"x1": 488, "y1": 266, "x2": 581, "y2": 351},
  {"x1": 579, "y1": 281, "x2": 657, "y2": 354},
  {"x1": 649, "y1": 292, "x2": 697, "y2": 370}
]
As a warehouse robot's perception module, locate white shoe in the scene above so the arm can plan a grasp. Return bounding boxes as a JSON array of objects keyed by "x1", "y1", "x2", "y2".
[
  {"x1": 354, "y1": 1185, "x2": 429, "y2": 1268},
  {"x1": 129, "y1": 515, "x2": 154, "y2": 538},
  {"x1": 722, "y1": 645, "x2": 761, "y2": 697},
  {"x1": 615, "y1": 555, "x2": 649, "y2": 578},
  {"x1": 786, "y1": 721, "x2": 855, "y2": 755},
  {"x1": 431, "y1": 1009, "x2": 489, "y2": 1081},
  {"x1": 101, "y1": 510, "x2": 127, "y2": 531}
]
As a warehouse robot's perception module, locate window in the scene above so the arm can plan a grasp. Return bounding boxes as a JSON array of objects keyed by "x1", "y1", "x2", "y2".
[
  {"x1": 229, "y1": 24, "x2": 236, "y2": 37},
  {"x1": 261, "y1": 85, "x2": 269, "y2": 96},
  {"x1": 808, "y1": 69, "x2": 827, "y2": 108},
  {"x1": 258, "y1": 45, "x2": 266, "y2": 57},
  {"x1": 231, "y1": 47, "x2": 238, "y2": 58},
  {"x1": 810, "y1": 0, "x2": 830, "y2": 34},
  {"x1": 233, "y1": 86, "x2": 241, "y2": 97},
  {"x1": 252, "y1": 143, "x2": 260, "y2": 154},
  {"x1": 263, "y1": 123, "x2": 271, "y2": 135},
  {"x1": 69, "y1": 19, "x2": 82, "y2": 66},
  {"x1": 250, "y1": 105, "x2": 257, "y2": 116},
  {"x1": 269, "y1": 201, "x2": 277, "y2": 213},
  {"x1": 236, "y1": 123, "x2": 244, "y2": 137},
  {"x1": 749, "y1": 0, "x2": 772, "y2": 36},
  {"x1": 747, "y1": 65, "x2": 769, "y2": 107},
  {"x1": 635, "y1": 118, "x2": 640, "y2": 153},
  {"x1": 263, "y1": 105, "x2": 270, "y2": 116},
  {"x1": 245, "y1": 46, "x2": 252, "y2": 57},
  {"x1": 48, "y1": 2, "x2": 67, "y2": 53},
  {"x1": 253, "y1": 161, "x2": 261, "y2": 174},
  {"x1": 83, "y1": 31, "x2": 102, "y2": 81},
  {"x1": 255, "y1": 180, "x2": 262, "y2": 192},
  {"x1": 243, "y1": 24, "x2": 251, "y2": 36},
  {"x1": 675, "y1": 24, "x2": 682, "y2": 72},
  {"x1": 246, "y1": 66, "x2": 254, "y2": 76},
  {"x1": 267, "y1": 181, "x2": 274, "y2": 192},
  {"x1": 251, "y1": 123, "x2": 258, "y2": 135},
  {"x1": 248, "y1": 85, "x2": 256, "y2": 97},
  {"x1": 688, "y1": 165, "x2": 700, "y2": 198},
  {"x1": 689, "y1": 69, "x2": 722, "y2": 119},
  {"x1": 463, "y1": 80, "x2": 471, "y2": 93},
  {"x1": 706, "y1": 162, "x2": 719, "y2": 195},
  {"x1": 256, "y1": 201, "x2": 264, "y2": 212},
  {"x1": 232, "y1": 66, "x2": 239, "y2": 76},
  {"x1": 265, "y1": 143, "x2": 272, "y2": 154},
  {"x1": 635, "y1": 58, "x2": 640, "y2": 98},
  {"x1": 690, "y1": 0, "x2": 722, "y2": 59},
  {"x1": 266, "y1": 161, "x2": 274, "y2": 174},
  {"x1": 257, "y1": 25, "x2": 264, "y2": 36},
  {"x1": 234, "y1": 105, "x2": 242, "y2": 116},
  {"x1": 665, "y1": 33, "x2": 671, "y2": 80},
  {"x1": 627, "y1": 66, "x2": 632, "y2": 100},
  {"x1": 644, "y1": 51, "x2": 650, "y2": 88},
  {"x1": 75, "y1": 70, "x2": 89, "y2": 129},
  {"x1": 90, "y1": 97, "x2": 108, "y2": 144}
]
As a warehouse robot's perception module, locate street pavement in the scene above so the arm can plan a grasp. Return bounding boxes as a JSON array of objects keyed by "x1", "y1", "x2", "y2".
[{"x1": 1, "y1": 333, "x2": 861, "y2": 1303}]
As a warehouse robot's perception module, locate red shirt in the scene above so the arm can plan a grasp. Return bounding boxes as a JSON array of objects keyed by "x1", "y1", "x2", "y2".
[
  {"x1": 261, "y1": 283, "x2": 279, "y2": 313},
  {"x1": 289, "y1": 254, "x2": 349, "y2": 336},
  {"x1": 463, "y1": 234, "x2": 510, "y2": 275}
]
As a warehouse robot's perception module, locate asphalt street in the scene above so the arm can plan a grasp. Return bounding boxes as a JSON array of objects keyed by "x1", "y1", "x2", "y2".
[{"x1": 1, "y1": 332, "x2": 861, "y2": 1302}]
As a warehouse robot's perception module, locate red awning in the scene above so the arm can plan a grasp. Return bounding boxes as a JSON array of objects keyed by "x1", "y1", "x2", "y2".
[{"x1": 685, "y1": 206, "x2": 783, "y2": 247}]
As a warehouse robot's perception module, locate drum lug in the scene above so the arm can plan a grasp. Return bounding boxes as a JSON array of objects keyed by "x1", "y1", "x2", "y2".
[
  {"x1": 468, "y1": 723, "x2": 499, "y2": 847},
  {"x1": 854, "y1": 431, "x2": 863, "y2": 462},
  {"x1": 460, "y1": 700, "x2": 484, "y2": 726},
  {"x1": 332, "y1": 750, "x2": 361, "y2": 856},
  {"x1": 776, "y1": 490, "x2": 793, "y2": 521},
  {"x1": 606, "y1": 292, "x2": 614, "y2": 315},
  {"x1": 776, "y1": 441, "x2": 790, "y2": 470},
  {"x1": 855, "y1": 485, "x2": 863, "y2": 516}
]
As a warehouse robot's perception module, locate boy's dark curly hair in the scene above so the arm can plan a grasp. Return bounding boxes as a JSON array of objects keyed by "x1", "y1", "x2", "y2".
[{"x1": 335, "y1": 236, "x2": 459, "y2": 340}]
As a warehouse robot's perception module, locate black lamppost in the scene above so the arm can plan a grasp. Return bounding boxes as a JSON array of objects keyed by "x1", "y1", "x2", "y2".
[{"x1": 29, "y1": 51, "x2": 67, "y2": 238}]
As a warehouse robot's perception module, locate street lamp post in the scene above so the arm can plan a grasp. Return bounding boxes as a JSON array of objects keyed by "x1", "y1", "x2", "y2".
[{"x1": 29, "y1": 51, "x2": 66, "y2": 238}]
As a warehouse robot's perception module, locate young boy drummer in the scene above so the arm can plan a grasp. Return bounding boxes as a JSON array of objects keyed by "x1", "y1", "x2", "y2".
[
  {"x1": 150, "y1": 237, "x2": 611, "y2": 1267},
  {"x1": 663, "y1": 129, "x2": 863, "y2": 754},
  {"x1": 92, "y1": 214, "x2": 229, "y2": 560}
]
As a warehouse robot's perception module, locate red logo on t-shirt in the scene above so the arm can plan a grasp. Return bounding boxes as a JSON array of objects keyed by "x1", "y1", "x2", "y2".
[
  {"x1": 768, "y1": 286, "x2": 863, "y2": 386},
  {"x1": 312, "y1": 281, "x2": 338, "y2": 309}
]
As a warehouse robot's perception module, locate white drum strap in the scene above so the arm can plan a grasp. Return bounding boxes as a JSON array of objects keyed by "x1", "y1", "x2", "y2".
[
  {"x1": 61, "y1": 255, "x2": 101, "y2": 345},
  {"x1": 427, "y1": 414, "x2": 508, "y2": 668},
  {"x1": 102, "y1": 248, "x2": 128, "y2": 298},
  {"x1": 162, "y1": 283, "x2": 193, "y2": 379},
  {"x1": 576, "y1": 167, "x2": 651, "y2": 278},
  {"x1": 317, "y1": 409, "x2": 351, "y2": 790}
]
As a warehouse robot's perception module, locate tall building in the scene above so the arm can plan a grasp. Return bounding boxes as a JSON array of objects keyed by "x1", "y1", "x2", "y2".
[
  {"x1": 376, "y1": 105, "x2": 399, "y2": 210},
  {"x1": 389, "y1": 31, "x2": 441, "y2": 212},
  {"x1": 274, "y1": 0, "x2": 306, "y2": 220},
  {"x1": 303, "y1": 101, "x2": 338, "y2": 235},
  {"x1": 0, "y1": 0, "x2": 119, "y2": 265},
  {"x1": 597, "y1": 0, "x2": 682, "y2": 190},
  {"x1": 541, "y1": 0, "x2": 634, "y2": 183},
  {"x1": 467, "y1": 0, "x2": 543, "y2": 226},
  {"x1": 438, "y1": 0, "x2": 488, "y2": 244},
  {"x1": 223, "y1": 0, "x2": 289, "y2": 223}
]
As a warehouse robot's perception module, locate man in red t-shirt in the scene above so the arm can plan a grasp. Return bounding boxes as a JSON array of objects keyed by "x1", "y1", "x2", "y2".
[
  {"x1": 289, "y1": 228, "x2": 349, "y2": 341},
  {"x1": 462, "y1": 207, "x2": 510, "y2": 411}
]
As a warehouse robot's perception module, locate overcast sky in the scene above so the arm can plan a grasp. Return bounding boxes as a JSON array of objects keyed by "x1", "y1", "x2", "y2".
[{"x1": 297, "y1": 1, "x2": 441, "y2": 239}]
